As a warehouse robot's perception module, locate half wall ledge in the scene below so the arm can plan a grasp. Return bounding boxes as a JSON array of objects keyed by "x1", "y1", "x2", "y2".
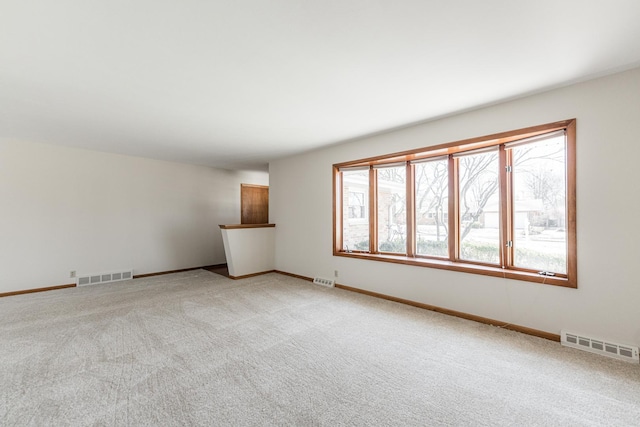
[
  {"x1": 219, "y1": 224, "x2": 276, "y2": 278},
  {"x1": 219, "y1": 224, "x2": 276, "y2": 229}
]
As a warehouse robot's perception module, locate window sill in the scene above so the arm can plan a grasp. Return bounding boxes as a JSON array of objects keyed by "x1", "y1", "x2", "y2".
[{"x1": 333, "y1": 251, "x2": 576, "y2": 288}]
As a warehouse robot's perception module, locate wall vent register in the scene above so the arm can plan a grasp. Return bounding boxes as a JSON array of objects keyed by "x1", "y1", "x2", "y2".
[
  {"x1": 561, "y1": 330, "x2": 639, "y2": 363},
  {"x1": 77, "y1": 269, "x2": 133, "y2": 286},
  {"x1": 313, "y1": 277, "x2": 335, "y2": 288}
]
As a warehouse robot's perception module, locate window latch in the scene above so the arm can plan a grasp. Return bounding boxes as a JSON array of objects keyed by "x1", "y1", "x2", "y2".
[{"x1": 538, "y1": 271, "x2": 556, "y2": 277}]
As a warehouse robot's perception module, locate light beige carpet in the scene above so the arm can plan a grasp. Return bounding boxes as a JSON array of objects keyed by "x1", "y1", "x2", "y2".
[{"x1": 1, "y1": 270, "x2": 639, "y2": 426}]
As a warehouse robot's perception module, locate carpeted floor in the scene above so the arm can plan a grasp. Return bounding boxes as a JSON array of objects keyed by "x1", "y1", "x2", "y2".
[{"x1": 1, "y1": 270, "x2": 639, "y2": 426}]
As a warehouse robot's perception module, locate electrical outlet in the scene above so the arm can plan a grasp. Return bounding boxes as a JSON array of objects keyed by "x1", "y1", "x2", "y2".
[
  {"x1": 334, "y1": 270, "x2": 338, "y2": 277},
  {"x1": 70, "y1": 270, "x2": 76, "y2": 278}
]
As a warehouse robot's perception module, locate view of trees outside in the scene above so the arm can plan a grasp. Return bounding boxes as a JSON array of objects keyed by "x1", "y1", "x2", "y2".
[
  {"x1": 511, "y1": 135, "x2": 567, "y2": 273},
  {"x1": 341, "y1": 169, "x2": 369, "y2": 251},
  {"x1": 415, "y1": 159, "x2": 448, "y2": 257},
  {"x1": 457, "y1": 150, "x2": 501, "y2": 264},
  {"x1": 341, "y1": 132, "x2": 567, "y2": 273},
  {"x1": 377, "y1": 165, "x2": 406, "y2": 253}
]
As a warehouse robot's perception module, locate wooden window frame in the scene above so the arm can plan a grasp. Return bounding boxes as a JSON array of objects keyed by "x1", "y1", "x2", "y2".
[{"x1": 333, "y1": 119, "x2": 577, "y2": 288}]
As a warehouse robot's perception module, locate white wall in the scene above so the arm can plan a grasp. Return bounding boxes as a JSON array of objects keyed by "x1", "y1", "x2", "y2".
[
  {"x1": 270, "y1": 66, "x2": 640, "y2": 346},
  {"x1": 221, "y1": 227, "x2": 275, "y2": 277},
  {"x1": 0, "y1": 140, "x2": 268, "y2": 293}
]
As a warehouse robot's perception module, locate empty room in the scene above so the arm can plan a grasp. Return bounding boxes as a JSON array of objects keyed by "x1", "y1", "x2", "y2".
[{"x1": 2, "y1": 1, "x2": 640, "y2": 425}]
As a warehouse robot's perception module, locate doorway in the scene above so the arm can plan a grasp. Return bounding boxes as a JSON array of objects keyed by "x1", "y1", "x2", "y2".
[{"x1": 241, "y1": 184, "x2": 269, "y2": 224}]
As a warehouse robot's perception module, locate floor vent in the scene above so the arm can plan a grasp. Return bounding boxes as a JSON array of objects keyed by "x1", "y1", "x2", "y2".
[
  {"x1": 561, "y1": 330, "x2": 639, "y2": 363},
  {"x1": 313, "y1": 277, "x2": 335, "y2": 288},
  {"x1": 77, "y1": 269, "x2": 133, "y2": 286}
]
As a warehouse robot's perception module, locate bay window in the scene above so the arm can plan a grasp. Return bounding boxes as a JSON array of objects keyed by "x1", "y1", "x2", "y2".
[{"x1": 333, "y1": 119, "x2": 577, "y2": 288}]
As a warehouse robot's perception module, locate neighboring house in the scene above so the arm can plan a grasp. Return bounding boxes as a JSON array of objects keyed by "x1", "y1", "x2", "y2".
[
  {"x1": 342, "y1": 173, "x2": 406, "y2": 250},
  {"x1": 484, "y1": 199, "x2": 545, "y2": 230}
]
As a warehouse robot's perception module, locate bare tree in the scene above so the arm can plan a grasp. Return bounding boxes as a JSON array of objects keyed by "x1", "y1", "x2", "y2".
[
  {"x1": 377, "y1": 167, "x2": 407, "y2": 246},
  {"x1": 517, "y1": 146, "x2": 566, "y2": 227},
  {"x1": 458, "y1": 153, "x2": 499, "y2": 241},
  {"x1": 414, "y1": 153, "x2": 500, "y2": 244},
  {"x1": 415, "y1": 161, "x2": 448, "y2": 241}
]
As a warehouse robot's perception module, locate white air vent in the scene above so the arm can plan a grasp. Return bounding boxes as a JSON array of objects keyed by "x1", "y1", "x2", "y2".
[
  {"x1": 77, "y1": 269, "x2": 133, "y2": 286},
  {"x1": 313, "y1": 277, "x2": 335, "y2": 288},
  {"x1": 561, "y1": 330, "x2": 639, "y2": 363}
]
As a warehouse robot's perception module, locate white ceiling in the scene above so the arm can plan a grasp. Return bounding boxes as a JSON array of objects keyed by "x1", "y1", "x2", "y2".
[{"x1": 2, "y1": 1, "x2": 640, "y2": 171}]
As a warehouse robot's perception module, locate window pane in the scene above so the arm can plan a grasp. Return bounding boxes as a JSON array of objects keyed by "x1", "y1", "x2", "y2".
[
  {"x1": 458, "y1": 151, "x2": 500, "y2": 264},
  {"x1": 415, "y1": 160, "x2": 448, "y2": 257},
  {"x1": 348, "y1": 191, "x2": 366, "y2": 219},
  {"x1": 511, "y1": 134, "x2": 567, "y2": 274},
  {"x1": 377, "y1": 165, "x2": 406, "y2": 253},
  {"x1": 342, "y1": 169, "x2": 369, "y2": 251}
]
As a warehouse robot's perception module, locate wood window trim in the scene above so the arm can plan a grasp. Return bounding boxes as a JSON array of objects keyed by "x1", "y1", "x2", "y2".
[
  {"x1": 406, "y1": 162, "x2": 416, "y2": 258},
  {"x1": 337, "y1": 120, "x2": 572, "y2": 169},
  {"x1": 334, "y1": 119, "x2": 577, "y2": 289},
  {"x1": 335, "y1": 251, "x2": 573, "y2": 288}
]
